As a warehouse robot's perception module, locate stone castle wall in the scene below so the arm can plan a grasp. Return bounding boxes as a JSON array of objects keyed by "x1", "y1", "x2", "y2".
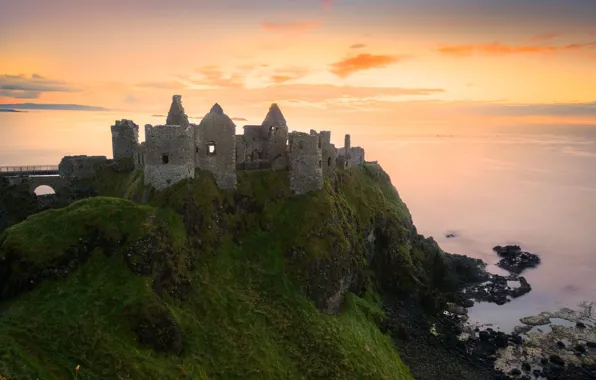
[
  {"x1": 110, "y1": 119, "x2": 139, "y2": 161},
  {"x1": 58, "y1": 155, "x2": 108, "y2": 180},
  {"x1": 143, "y1": 124, "x2": 195, "y2": 190},
  {"x1": 105, "y1": 95, "x2": 366, "y2": 195},
  {"x1": 320, "y1": 131, "x2": 336, "y2": 178},
  {"x1": 195, "y1": 104, "x2": 237, "y2": 190},
  {"x1": 288, "y1": 131, "x2": 323, "y2": 195}
]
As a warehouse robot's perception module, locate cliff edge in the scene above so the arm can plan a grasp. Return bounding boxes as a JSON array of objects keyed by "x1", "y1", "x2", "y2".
[{"x1": 0, "y1": 164, "x2": 486, "y2": 379}]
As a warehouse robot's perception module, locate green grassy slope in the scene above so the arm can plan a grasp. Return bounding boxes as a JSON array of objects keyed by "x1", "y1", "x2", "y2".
[{"x1": 0, "y1": 165, "x2": 417, "y2": 380}]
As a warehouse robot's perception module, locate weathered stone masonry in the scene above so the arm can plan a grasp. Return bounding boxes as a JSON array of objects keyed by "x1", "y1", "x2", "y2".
[
  {"x1": 111, "y1": 119, "x2": 139, "y2": 161},
  {"x1": 111, "y1": 94, "x2": 366, "y2": 195}
]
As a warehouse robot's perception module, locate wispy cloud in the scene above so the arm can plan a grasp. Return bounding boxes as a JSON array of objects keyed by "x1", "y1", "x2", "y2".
[
  {"x1": 133, "y1": 81, "x2": 184, "y2": 90},
  {"x1": 188, "y1": 66, "x2": 245, "y2": 88},
  {"x1": 438, "y1": 41, "x2": 596, "y2": 56},
  {"x1": 0, "y1": 103, "x2": 108, "y2": 111},
  {"x1": 0, "y1": 74, "x2": 78, "y2": 99},
  {"x1": 260, "y1": 20, "x2": 321, "y2": 35},
  {"x1": 470, "y1": 102, "x2": 596, "y2": 117},
  {"x1": 329, "y1": 53, "x2": 406, "y2": 78},
  {"x1": 530, "y1": 32, "x2": 559, "y2": 42},
  {"x1": 231, "y1": 116, "x2": 248, "y2": 121},
  {"x1": 269, "y1": 67, "x2": 309, "y2": 84},
  {"x1": 350, "y1": 43, "x2": 367, "y2": 49}
]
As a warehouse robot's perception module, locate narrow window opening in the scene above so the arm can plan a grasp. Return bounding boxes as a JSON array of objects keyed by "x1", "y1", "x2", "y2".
[
  {"x1": 268, "y1": 126, "x2": 274, "y2": 138},
  {"x1": 318, "y1": 137, "x2": 321, "y2": 149},
  {"x1": 162, "y1": 154, "x2": 169, "y2": 164},
  {"x1": 319, "y1": 160, "x2": 322, "y2": 168},
  {"x1": 327, "y1": 157, "x2": 331, "y2": 167},
  {"x1": 196, "y1": 146, "x2": 199, "y2": 153},
  {"x1": 208, "y1": 142, "x2": 216, "y2": 155},
  {"x1": 138, "y1": 153, "x2": 141, "y2": 164}
]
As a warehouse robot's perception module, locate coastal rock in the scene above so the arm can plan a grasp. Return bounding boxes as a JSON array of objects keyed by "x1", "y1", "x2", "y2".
[
  {"x1": 520, "y1": 313, "x2": 551, "y2": 326},
  {"x1": 460, "y1": 273, "x2": 531, "y2": 305},
  {"x1": 492, "y1": 245, "x2": 541, "y2": 274}
]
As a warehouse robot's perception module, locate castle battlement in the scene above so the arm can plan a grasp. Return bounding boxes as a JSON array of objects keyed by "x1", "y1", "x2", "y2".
[{"x1": 110, "y1": 95, "x2": 366, "y2": 194}]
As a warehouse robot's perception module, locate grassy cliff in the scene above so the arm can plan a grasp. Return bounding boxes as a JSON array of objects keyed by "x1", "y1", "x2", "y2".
[{"x1": 0, "y1": 164, "x2": 471, "y2": 379}]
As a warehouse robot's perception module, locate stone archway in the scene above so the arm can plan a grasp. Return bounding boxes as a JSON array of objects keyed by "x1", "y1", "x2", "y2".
[
  {"x1": 26, "y1": 176, "x2": 69, "y2": 197},
  {"x1": 33, "y1": 185, "x2": 56, "y2": 196},
  {"x1": 271, "y1": 155, "x2": 288, "y2": 171}
]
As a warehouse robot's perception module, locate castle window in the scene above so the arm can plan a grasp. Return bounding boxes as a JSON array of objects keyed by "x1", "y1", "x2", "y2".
[
  {"x1": 196, "y1": 146, "x2": 199, "y2": 153},
  {"x1": 208, "y1": 142, "x2": 216, "y2": 155},
  {"x1": 269, "y1": 126, "x2": 274, "y2": 137},
  {"x1": 327, "y1": 157, "x2": 331, "y2": 167},
  {"x1": 319, "y1": 160, "x2": 322, "y2": 168},
  {"x1": 318, "y1": 137, "x2": 321, "y2": 149},
  {"x1": 138, "y1": 153, "x2": 142, "y2": 164},
  {"x1": 162, "y1": 154, "x2": 169, "y2": 164}
]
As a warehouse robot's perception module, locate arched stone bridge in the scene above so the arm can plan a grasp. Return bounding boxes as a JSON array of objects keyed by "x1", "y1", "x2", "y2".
[{"x1": 5, "y1": 175, "x2": 69, "y2": 195}]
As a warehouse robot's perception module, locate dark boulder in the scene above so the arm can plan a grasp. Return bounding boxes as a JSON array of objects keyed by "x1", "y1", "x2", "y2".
[{"x1": 493, "y1": 245, "x2": 540, "y2": 274}]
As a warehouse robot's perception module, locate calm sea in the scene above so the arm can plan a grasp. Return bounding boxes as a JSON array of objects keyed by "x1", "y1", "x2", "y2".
[{"x1": 2, "y1": 110, "x2": 595, "y2": 331}]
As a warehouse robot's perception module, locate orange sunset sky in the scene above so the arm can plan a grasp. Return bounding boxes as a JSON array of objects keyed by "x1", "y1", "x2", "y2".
[{"x1": 2, "y1": 0, "x2": 596, "y2": 135}]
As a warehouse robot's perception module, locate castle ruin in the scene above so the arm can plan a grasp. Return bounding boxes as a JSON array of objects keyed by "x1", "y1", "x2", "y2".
[{"x1": 111, "y1": 95, "x2": 366, "y2": 194}]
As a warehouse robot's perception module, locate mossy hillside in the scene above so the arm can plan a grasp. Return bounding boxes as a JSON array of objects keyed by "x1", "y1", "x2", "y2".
[
  {"x1": 0, "y1": 167, "x2": 414, "y2": 379},
  {"x1": 0, "y1": 197, "x2": 187, "y2": 300}
]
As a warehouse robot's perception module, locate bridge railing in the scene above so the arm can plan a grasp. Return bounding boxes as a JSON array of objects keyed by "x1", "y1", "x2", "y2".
[{"x1": 0, "y1": 165, "x2": 59, "y2": 173}]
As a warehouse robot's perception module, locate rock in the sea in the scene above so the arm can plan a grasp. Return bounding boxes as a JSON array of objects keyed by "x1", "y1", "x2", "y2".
[
  {"x1": 493, "y1": 245, "x2": 541, "y2": 274},
  {"x1": 520, "y1": 313, "x2": 550, "y2": 326},
  {"x1": 493, "y1": 245, "x2": 540, "y2": 274}
]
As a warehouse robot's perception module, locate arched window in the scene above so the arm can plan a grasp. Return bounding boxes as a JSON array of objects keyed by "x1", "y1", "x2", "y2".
[{"x1": 327, "y1": 157, "x2": 332, "y2": 167}]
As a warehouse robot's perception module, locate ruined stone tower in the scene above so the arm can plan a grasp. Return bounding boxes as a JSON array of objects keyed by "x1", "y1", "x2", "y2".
[
  {"x1": 166, "y1": 94, "x2": 189, "y2": 128},
  {"x1": 143, "y1": 124, "x2": 195, "y2": 190},
  {"x1": 195, "y1": 103, "x2": 237, "y2": 189},
  {"x1": 262, "y1": 103, "x2": 289, "y2": 170},
  {"x1": 110, "y1": 119, "x2": 139, "y2": 161},
  {"x1": 320, "y1": 131, "x2": 336, "y2": 177},
  {"x1": 288, "y1": 131, "x2": 323, "y2": 195}
]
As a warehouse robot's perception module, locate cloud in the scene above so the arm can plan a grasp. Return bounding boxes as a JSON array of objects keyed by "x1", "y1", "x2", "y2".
[
  {"x1": 188, "y1": 66, "x2": 245, "y2": 88},
  {"x1": 0, "y1": 103, "x2": 108, "y2": 111},
  {"x1": 350, "y1": 43, "x2": 367, "y2": 49},
  {"x1": 329, "y1": 54, "x2": 406, "y2": 78},
  {"x1": 438, "y1": 41, "x2": 596, "y2": 56},
  {"x1": 184, "y1": 83, "x2": 444, "y2": 106},
  {"x1": 133, "y1": 81, "x2": 184, "y2": 90},
  {"x1": 0, "y1": 90, "x2": 40, "y2": 99},
  {"x1": 269, "y1": 67, "x2": 309, "y2": 84},
  {"x1": 0, "y1": 74, "x2": 78, "y2": 99},
  {"x1": 231, "y1": 117, "x2": 248, "y2": 121},
  {"x1": 530, "y1": 32, "x2": 559, "y2": 42},
  {"x1": 321, "y1": 0, "x2": 333, "y2": 9},
  {"x1": 124, "y1": 94, "x2": 137, "y2": 103},
  {"x1": 470, "y1": 102, "x2": 596, "y2": 117},
  {"x1": 260, "y1": 20, "x2": 321, "y2": 35}
]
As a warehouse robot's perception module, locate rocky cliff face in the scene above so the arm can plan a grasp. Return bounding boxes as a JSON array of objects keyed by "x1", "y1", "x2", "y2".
[{"x1": 0, "y1": 163, "x2": 486, "y2": 379}]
